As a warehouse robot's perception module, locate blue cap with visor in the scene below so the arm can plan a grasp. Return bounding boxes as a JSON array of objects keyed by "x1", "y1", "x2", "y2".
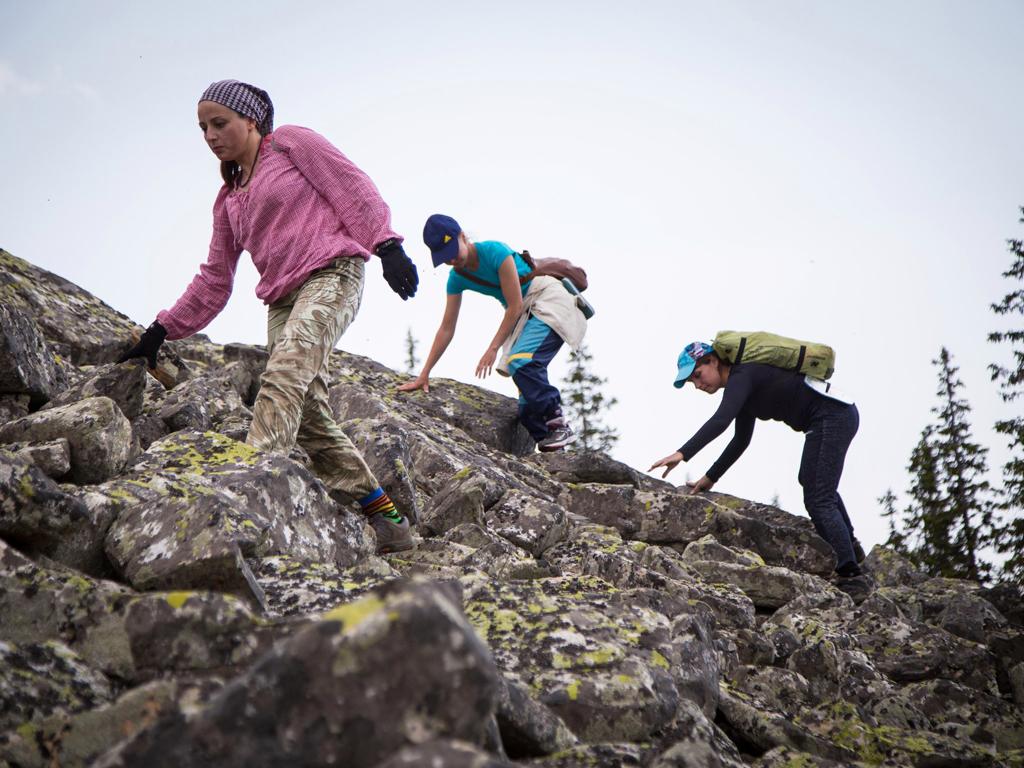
[
  {"x1": 673, "y1": 342, "x2": 713, "y2": 388},
  {"x1": 423, "y1": 214, "x2": 461, "y2": 267}
]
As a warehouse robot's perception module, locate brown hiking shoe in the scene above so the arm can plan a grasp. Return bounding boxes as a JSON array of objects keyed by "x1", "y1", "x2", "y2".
[
  {"x1": 835, "y1": 574, "x2": 872, "y2": 605},
  {"x1": 368, "y1": 513, "x2": 413, "y2": 554}
]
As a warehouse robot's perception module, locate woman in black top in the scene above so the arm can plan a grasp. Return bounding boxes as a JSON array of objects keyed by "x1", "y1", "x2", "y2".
[{"x1": 649, "y1": 341, "x2": 871, "y2": 603}]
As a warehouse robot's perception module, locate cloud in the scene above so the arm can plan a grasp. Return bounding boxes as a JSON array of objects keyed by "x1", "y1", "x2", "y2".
[
  {"x1": 0, "y1": 61, "x2": 44, "y2": 97},
  {"x1": 0, "y1": 61, "x2": 98, "y2": 103}
]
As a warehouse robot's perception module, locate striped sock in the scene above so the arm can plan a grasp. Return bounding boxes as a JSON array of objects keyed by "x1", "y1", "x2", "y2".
[{"x1": 358, "y1": 488, "x2": 402, "y2": 523}]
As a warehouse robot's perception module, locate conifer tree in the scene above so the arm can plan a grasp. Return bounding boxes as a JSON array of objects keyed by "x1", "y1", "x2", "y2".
[
  {"x1": 884, "y1": 348, "x2": 995, "y2": 581},
  {"x1": 988, "y1": 207, "x2": 1024, "y2": 583},
  {"x1": 560, "y1": 342, "x2": 618, "y2": 453},
  {"x1": 404, "y1": 327, "x2": 418, "y2": 375}
]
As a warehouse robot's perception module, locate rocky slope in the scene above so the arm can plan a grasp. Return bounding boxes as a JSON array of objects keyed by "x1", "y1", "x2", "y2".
[{"x1": 1, "y1": 246, "x2": 1023, "y2": 768}]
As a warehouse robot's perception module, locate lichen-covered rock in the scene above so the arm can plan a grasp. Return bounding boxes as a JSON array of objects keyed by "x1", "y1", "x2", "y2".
[
  {"x1": 903, "y1": 678, "x2": 1024, "y2": 752},
  {"x1": 863, "y1": 546, "x2": 931, "y2": 589},
  {"x1": 157, "y1": 376, "x2": 250, "y2": 433},
  {"x1": 933, "y1": 593, "x2": 1009, "y2": 645},
  {"x1": 526, "y1": 450, "x2": 663, "y2": 490},
  {"x1": 251, "y1": 554, "x2": 399, "y2": 618},
  {"x1": 391, "y1": 538, "x2": 551, "y2": 582},
  {"x1": 0, "y1": 248, "x2": 136, "y2": 366},
  {"x1": 421, "y1": 468, "x2": 503, "y2": 537},
  {"x1": 639, "y1": 544, "x2": 758, "y2": 631},
  {"x1": 0, "y1": 393, "x2": 31, "y2": 425},
  {"x1": 40, "y1": 361, "x2": 147, "y2": 420},
  {"x1": 523, "y1": 742, "x2": 651, "y2": 767},
  {"x1": 121, "y1": 430, "x2": 372, "y2": 568},
  {"x1": 495, "y1": 677, "x2": 577, "y2": 759},
  {"x1": 5, "y1": 438, "x2": 72, "y2": 479},
  {"x1": 558, "y1": 483, "x2": 707, "y2": 546},
  {"x1": 723, "y1": 665, "x2": 814, "y2": 720},
  {"x1": 850, "y1": 614, "x2": 998, "y2": 694},
  {"x1": 647, "y1": 699, "x2": 747, "y2": 768},
  {"x1": 684, "y1": 559, "x2": 827, "y2": 610},
  {"x1": 461, "y1": 574, "x2": 680, "y2": 743},
  {"x1": 0, "y1": 449, "x2": 88, "y2": 545},
  {"x1": 716, "y1": 683, "x2": 857, "y2": 764},
  {"x1": 105, "y1": 491, "x2": 269, "y2": 607},
  {"x1": 0, "y1": 679, "x2": 179, "y2": 768},
  {"x1": 0, "y1": 396, "x2": 133, "y2": 484},
  {"x1": 0, "y1": 640, "x2": 113, "y2": 733},
  {"x1": 370, "y1": 739, "x2": 515, "y2": 768},
  {"x1": 796, "y1": 699, "x2": 998, "y2": 767},
  {"x1": 91, "y1": 579, "x2": 502, "y2": 768},
  {"x1": 121, "y1": 590, "x2": 282, "y2": 679},
  {"x1": 751, "y1": 746, "x2": 856, "y2": 768},
  {"x1": 485, "y1": 490, "x2": 569, "y2": 557},
  {"x1": 0, "y1": 301, "x2": 63, "y2": 407},
  {"x1": 0, "y1": 539, "x2": 135, "y2": 676},
  {"x1": 703, "y1": 507, "x2": 837, "y2": 577},
  {"x1": 329, "y1": 350, "x2": 534, "y2": 456}
]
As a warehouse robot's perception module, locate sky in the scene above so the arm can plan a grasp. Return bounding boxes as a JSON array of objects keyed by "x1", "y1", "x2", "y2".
[{"x1": 2, "y1": 0, "x2": 1023, "y2": 555}]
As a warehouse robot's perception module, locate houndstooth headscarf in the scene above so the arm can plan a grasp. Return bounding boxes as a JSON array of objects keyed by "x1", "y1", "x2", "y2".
[{"x1": 199, "y1": 79, "x2": 274, "y2": 136}]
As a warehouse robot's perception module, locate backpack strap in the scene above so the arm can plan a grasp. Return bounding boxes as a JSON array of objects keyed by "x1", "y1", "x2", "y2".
[
  {"x1": 454, "y1": 266, "x2": 500, "y2": 290},
  {"x1": 454, "y1": 251, "x2": 531, "y2": 290},
  {"x1": 734, "y1": 337, "x2": 747, "y2": 365}
]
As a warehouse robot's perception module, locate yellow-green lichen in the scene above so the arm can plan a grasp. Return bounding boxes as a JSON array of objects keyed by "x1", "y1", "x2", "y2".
[{"x1": 322, "y1": 594, "x2": 385, "y2": 630}]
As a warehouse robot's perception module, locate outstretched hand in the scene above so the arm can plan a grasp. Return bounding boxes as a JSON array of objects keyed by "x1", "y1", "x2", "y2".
[
  {"x1": 398, "y1": 374, "x2": 430, "y2": 394},
  {"x1": 476, "y1": 348, "x2": 497, "y2": 378},
  {"x1": 686, "y1": 475, "x2": 716, "y2": 495},
  {"x1": 648, "y1": 451, "x2": 683, "y2": 479}
]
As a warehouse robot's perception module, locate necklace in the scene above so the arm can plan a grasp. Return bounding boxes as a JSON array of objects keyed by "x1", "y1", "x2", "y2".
[{"x1": 236, "y1": 140, "x2": 261, "y2": 190}]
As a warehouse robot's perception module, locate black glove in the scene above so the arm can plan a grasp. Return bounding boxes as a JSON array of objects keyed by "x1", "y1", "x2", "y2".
[
  {"x1": 376, "y1": 238, "x2": 419, "y2": 300},
  {"x1": 118, "y1": 320, "x2": 167, "y2": 368}
]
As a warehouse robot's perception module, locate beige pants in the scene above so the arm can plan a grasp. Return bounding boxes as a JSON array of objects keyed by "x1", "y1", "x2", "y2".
[{"x1": 245, "y1": 257, "x2": 378, "y2": 499}]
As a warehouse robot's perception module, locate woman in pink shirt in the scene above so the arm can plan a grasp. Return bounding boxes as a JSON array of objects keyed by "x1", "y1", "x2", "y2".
[{"x1": 120, "y1": 79, "x2": 417, "y2": 553}]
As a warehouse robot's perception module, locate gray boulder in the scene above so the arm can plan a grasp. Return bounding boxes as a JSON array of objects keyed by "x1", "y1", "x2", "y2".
[
  {"x1": 0, "y1": 396, "x2": 133, "y2": 484},
  {"x1": 461, "y1": 574, "x2": 680, "y2": 743},
  {"x1": 40, "y1": 360, "x2": 147, "y2": 420},
  {"x1": 0, "y1": 449, "x2": 88, "y2": 546},
  {"x1": 93, "y1": 579, "x2": 502, "y2": 768},
  {"x1": 0, "y1": 301, "x2": 63, "y2": 406},
  {"x1": 0, "y1": 640, "x2": 113, "y2": 734},
  {"x1": 0, "y1": 248, "x2": 136, "y2": 365},
  {"x1": 5, "y1": 438, "x2": 72, "y2": 479},
  {"x1": 485, "y1": 490, "x2": 569, "y2": 556}
]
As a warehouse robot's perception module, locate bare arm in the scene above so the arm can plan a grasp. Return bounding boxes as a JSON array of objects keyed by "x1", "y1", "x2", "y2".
[
  {"x1": 398, "y1": 292, "x2": 462, "y2": 393},
  {"x1": 475, "y1": 256, "x2": 524, "y2": 378}
]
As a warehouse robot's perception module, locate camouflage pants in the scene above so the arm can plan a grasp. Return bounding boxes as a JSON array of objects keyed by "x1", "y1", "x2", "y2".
[{"x1": 245, "y1": 257, "x2": 379, "y2": 498}]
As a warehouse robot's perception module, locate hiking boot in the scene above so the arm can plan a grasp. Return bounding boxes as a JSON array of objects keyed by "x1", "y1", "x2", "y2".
[
  {"x1": 538, "y1": 423, "x2": 577, "y2": 452},
  {"x1": 834, "y1": 574, "x2": 872, "y2": 605},
  {"x1": 367, "y1": 512, "x2": 413, "y2": 554}
]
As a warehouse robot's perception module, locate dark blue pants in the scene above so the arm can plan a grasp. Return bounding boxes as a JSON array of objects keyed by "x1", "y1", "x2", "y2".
[
  {"x1": 508, "y1": 318, "x2": 564, "y2": 441},
  {"x1": 798, "y1": 399, "x2": 860, "y2": 573}
]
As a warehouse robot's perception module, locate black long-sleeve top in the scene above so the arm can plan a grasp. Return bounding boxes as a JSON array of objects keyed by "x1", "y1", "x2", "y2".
[{"x1": 678, "y1": 363, "x2": 822, "y2": 482}]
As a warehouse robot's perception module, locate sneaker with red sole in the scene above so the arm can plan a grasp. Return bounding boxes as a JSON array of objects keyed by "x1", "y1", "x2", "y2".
[{"x1": 368, "y1": 513, "x2": 413, "y2": 554}]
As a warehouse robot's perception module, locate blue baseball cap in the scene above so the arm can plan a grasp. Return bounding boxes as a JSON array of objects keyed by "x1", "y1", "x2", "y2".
[
  {"x1": 423, "y1": 214, "x2": 461, "y2": 267},
  {"x1": 674, "y1": 342, "x2": 713, "y2": 388}
]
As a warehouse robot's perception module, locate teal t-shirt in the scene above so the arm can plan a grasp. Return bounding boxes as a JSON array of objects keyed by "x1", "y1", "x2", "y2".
[{"x1": 445, "y1": 241, "x2": 532, "y2": 308}]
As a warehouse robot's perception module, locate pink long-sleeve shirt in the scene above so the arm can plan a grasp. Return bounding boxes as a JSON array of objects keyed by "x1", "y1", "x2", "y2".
[{"x1": 157, "y1": 125, "x2": 400, "y2": 340}]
